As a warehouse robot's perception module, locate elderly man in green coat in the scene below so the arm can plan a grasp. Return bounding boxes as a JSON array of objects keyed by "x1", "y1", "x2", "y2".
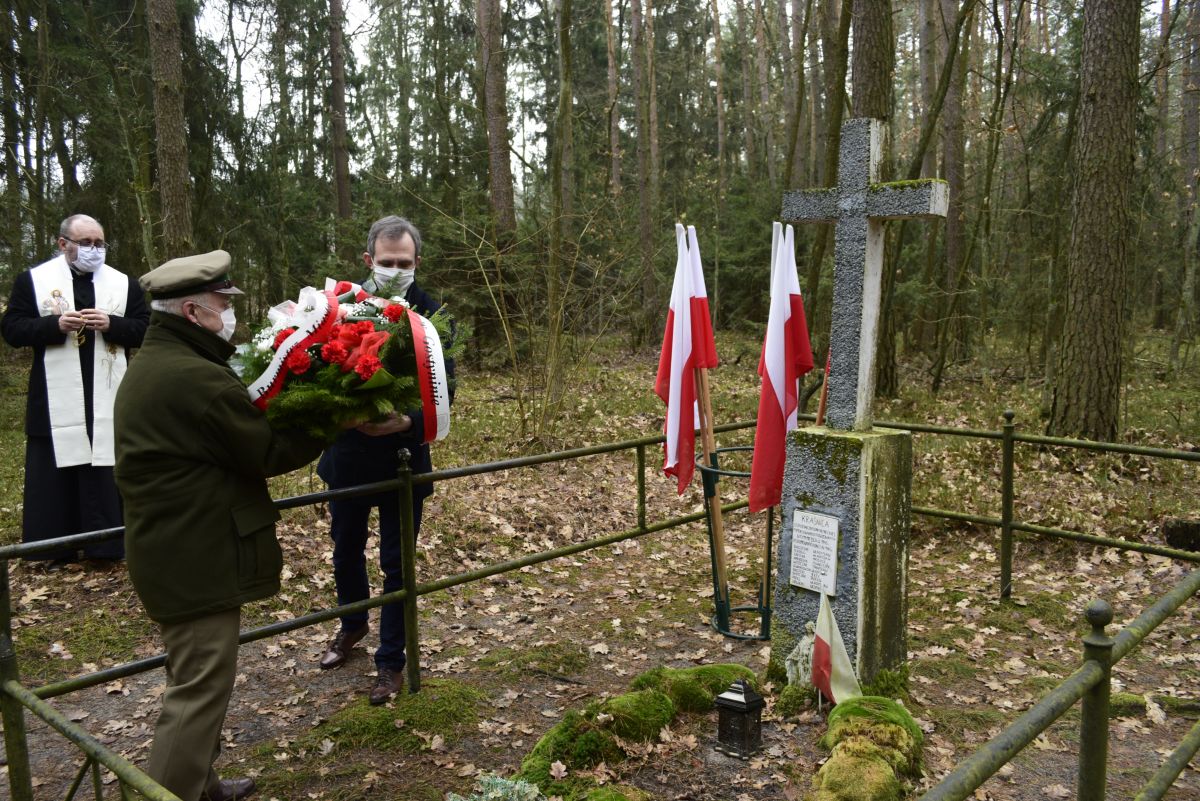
[{"x1": 115, "y1": 251, "x2": 324, "y2": 801}]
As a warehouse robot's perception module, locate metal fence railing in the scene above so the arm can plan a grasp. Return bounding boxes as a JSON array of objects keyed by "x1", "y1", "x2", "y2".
[
  {"x1": 2, "y1": 412, "x2": 1197, "y2": 800},
  {"x1": 917, "y1": 566, "x2": 1200, "y2": 801}
]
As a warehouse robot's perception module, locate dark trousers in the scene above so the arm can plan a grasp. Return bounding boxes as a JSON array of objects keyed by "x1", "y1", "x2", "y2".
[
  {"x1": 329, "y1": 493, "x2": 423, "y2": 670},
  {"x1": 148, "y1": 607, "x2": 241, "y2": 801},
  {"x1": 23, "y1": 435, "x2": 124, "y2": 561}
]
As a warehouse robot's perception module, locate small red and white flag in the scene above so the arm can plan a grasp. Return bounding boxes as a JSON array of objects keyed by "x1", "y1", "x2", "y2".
[
  {"x1": 748, "y1": 223, "x2": 814, "y2": 512},
  {"x1": 655, "y1": 224, "x2": 719, "y2": 493},
  {"x1": 812, "y1": 593, "x2": 862, "y2": 704}
]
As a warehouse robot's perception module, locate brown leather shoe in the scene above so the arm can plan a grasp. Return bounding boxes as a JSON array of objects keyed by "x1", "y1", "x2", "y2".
[
  {"x1": 369, "y1": 666, "x2": 403, "y2": 705},
  {"x1": 319, "y1": 624, "x2": 368, "y2": 670},
  {"x1": 201, "y1": 776, "x2": 257, "y2": 801}
]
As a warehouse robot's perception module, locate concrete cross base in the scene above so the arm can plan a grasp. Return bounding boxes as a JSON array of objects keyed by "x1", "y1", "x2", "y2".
[{"x1": 770, "y1": 426, "x2": 911, "y2": 688}]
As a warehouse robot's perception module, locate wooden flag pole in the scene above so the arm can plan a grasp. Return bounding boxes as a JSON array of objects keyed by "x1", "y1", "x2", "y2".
[
  {"x1": 694, "y1": 366, "x2": 729, "y2": 607},
  {"x1": 815, "y1": 350, "x2": 832, "y2": 427}
]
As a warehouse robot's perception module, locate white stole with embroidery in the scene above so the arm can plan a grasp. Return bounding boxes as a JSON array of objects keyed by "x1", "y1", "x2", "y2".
[{"x1": 29, "y1": 255, "x2": 129, "y2": 467}]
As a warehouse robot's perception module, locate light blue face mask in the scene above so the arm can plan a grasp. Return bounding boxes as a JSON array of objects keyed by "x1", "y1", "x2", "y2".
[{"x1": 74, "y1": 246, "x2": 106, "y2": 273}]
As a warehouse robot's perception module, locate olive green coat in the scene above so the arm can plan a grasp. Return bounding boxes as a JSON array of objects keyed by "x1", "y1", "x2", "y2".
[{"x1": 115, "y1": 312, "x2": 323, "y2": 624}]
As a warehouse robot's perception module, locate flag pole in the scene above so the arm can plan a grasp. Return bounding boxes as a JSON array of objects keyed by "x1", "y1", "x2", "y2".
[
  {"x1": 815, "y1": 350, "x2": 832, "y2": 427},
  {"x1": 694, "y1": 366, "x2": 729, "y2": 609}
]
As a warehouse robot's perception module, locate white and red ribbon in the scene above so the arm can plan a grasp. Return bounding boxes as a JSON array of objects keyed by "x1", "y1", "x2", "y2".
[
  {"x1": 247, "y1": 287, "x2": 338, "y2": 409},
  {"x1": 406, "y1": 308, "x2": 450, "y2": 442}
]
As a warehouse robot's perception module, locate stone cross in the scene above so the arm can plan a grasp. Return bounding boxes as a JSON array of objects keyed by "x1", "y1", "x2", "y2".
[{"x1": 782, "y1": 118, "x2": 948, "y2": 431}]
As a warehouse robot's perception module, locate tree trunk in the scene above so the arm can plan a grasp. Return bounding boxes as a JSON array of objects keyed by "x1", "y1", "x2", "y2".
[
  {"x1": 1048, "y1": 0, "x2": 1138, "y2": 441},
  {"x1": 1172, "y1": 2, "x2": 1200, "y2": 372},
  {"x1": 645, "y1": 0, "x2": 660, "y2": 204},
  {"x1": 606, "y1": 0, "x2": 622, "y2": 195},
  {"x1": 478, "y1": 0, "x2": 517, "y2": 244},
  {"x1": 808, "y1": 12, "x2": 823, "y2": 184},
  {"x1": 542, "y1": 0, "x2": 573, "y2": 436},
  {"x1": 1, "y1": 5, "x2": 22, "y2": 276},
  {"x1": 328, "y1": 0, "x2": 352, "y2": 241},
  {"x1": 735, "y1": 0, "x2": 756, "y2": 173},
  {"x1": 850, "y1": 0, "x2": 896, "y2": 395},
  {"x1": 710, "y1": 0, "x2": 728, "y2": 320},
  {"x1": 1157, "y1": 0, "x2": 1172, "y2": 164},
  {"x1": 851, "y1": 0, "x2": 893, "y2": 120},
  {"x1": 148, "y1": 0, "x2": 194, "y2": 257},
  {"x1": 754, "y1": 0, "x2": 775, "y2": 184},
  {"x1": 783, "y1": 0, "x2": 811, "y2": 188},
  {"x1": 632, "y1": 0, "x2": 656, "y2": 346},
  {"x1": 802, "y1": 0, "x2": 851, "y2": 350},
  {"x1": 932, "y1": 0, "x2": 972, "y2": 383}
]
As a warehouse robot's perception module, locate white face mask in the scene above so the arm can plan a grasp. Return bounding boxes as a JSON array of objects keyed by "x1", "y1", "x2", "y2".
[
  {"x1": 194, "y1": 302, "x2": 237, "y2": 341},
  {"x1": 373, "y1": 266, "x2": 415, "y2": 297},
  {"x1": 217, "y1": 307, "x2": 237, "y2": 341},
  {"x1": 74, "y1": 246, "x2": 106, "y2": 273}
]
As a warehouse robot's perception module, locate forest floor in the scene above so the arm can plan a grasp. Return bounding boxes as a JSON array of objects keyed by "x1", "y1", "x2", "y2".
[{"x1": 1, "y1": 329, "x2": 1198, "y2": 801}]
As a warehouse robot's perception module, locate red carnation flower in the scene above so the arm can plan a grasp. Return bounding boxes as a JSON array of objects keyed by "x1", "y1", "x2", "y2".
[
  {"x1": 382, "y1": 304, "x2": 405, "y2": 322},
  {"x1": 333, "y1": 280, "x2": 355, "y2": 295},
  {"x1": 285, "y1": 348, "x2": 312, "y2": 375},
  {"x1": 321, "y1": 340, "x2": 349, "y2": 365},
  {"x1": 274, "y1": 327, "x2": 297, "y2": 349},
  {"x1": 354, "y1": 354, "x2": 382, "y2": 381},
  {"x1": 355, "y1": 320, "x2": 375, "y2": 335},
  {"x1": 337, "y1": 324, "x2": 363, "y2": 348}
]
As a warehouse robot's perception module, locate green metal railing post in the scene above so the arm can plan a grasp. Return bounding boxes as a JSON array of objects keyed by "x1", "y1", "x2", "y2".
[
  {"x1": 1078, "y1": 600, "x2": 1114, "y2": 801},
  {"x1": 636, "y1": 444, "x2": 647, "y2": 531},
  {"x1": 1133, "y1": 719, "x2": 1200, "y2": 801},
  {"x1": 0, "y1": 561, "x2": 34, "y2": 801},
  {"x1": 1000, "y1": 410, "x2": 1015, "y2": 599},
  {"x1": 397, "y1": 449, "x2": 421, "y2": 694}
]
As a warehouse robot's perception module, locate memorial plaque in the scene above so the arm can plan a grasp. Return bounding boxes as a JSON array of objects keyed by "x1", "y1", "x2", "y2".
[{"x1": 789, "y1": 509, "x2": 839, "y2": 595}]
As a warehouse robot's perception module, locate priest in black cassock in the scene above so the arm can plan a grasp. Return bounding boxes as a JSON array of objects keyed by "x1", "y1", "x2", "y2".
[{"x1": 1, "y1": 214, "x2": 149, "y2": 563}]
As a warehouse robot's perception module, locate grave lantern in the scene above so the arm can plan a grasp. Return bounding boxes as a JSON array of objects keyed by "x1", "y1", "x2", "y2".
[{"x1": 714, "y1": 679, "x2": 764, "y2": 758}]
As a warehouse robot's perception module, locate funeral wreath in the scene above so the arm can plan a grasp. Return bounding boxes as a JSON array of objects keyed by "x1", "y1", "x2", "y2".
[{"x1": 233, "y1": 280, "x2": 463, "y2": 441}]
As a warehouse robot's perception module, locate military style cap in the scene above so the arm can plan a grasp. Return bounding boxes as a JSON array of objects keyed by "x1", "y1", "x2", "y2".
[{"x1": 140, "y1": 249, "x2": 244, "y2": 299}]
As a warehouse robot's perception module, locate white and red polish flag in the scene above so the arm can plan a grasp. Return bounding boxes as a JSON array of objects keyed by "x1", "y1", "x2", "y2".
[
  {"x1": 812, "y1": 593, "x2": 862, "y2": 704},
  {"x1": 748, "y1": 223, "x2": 814, "y2": 513},
  {"x1": 655, "y1": 224, "x2": 719, "y2": 493}
]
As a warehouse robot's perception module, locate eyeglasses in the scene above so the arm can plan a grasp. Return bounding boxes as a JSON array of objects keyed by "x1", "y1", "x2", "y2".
[
  {"x1": 63, "y1": 236, "x2": 106, "y2": 249},
  {"x1": 372, "y1": 259, "x2": 411, "y2": 269}
]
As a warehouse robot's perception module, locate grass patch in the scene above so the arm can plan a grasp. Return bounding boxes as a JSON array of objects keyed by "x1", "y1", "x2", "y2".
[
  {"x1": 310, "y1": 677, "x2": 485, "y2": 752},
  {"x1": 920, "y1": 706, "x2": 1006, "y2": 747},
  {"x1": 476, "y1": 641, "x2": 591, "y2": 679}
]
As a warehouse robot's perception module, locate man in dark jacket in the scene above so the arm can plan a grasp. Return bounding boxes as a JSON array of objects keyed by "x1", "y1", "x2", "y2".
[
  {"x1": 1, "y1": 214, "x2": 149, "y2": 562},
  {"x1": 317, "y1": 215, "x2": 453, "y2": 704},
  {"x1": 115, "y1": 251, "x2": 324, "y2": 801}
]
